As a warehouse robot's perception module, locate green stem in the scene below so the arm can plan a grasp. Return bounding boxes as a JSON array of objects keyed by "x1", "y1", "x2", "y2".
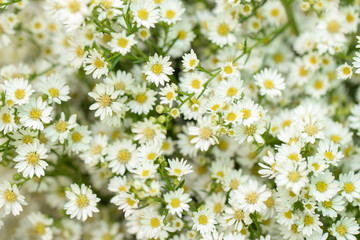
[{"x1": 280, "y1": 0, "x2": 299, "y2": 36}]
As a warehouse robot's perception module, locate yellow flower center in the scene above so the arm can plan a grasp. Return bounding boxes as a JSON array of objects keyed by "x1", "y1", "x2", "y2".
[
  {"x1": 144, "y1": 127, "x2": 155, "y2": 139},
  {"x1": 288, "y1": 153, "x2": 299, "y2": 161},
  {"x1": 217, "y1": 23, "x2": 229, "y2": 36},
  {"x1": 241, "y1": 109, "x2": 251, "y2": 119},
  {"x1": 342, "y1": 67, "x2": 351, "y2": 75},
  {"x1": 245, "y1": 192, "x2": 258, "y2": 204},
  {"x1": 142, "y1": 170, "x2": 150, "y2": 177},
  {"x1": 327, "y1": 20, "x2": 340, "y2": 33},
  {"x1": 92, "y1": 145, "x2": 102, "y2": 155},
  {"x1": 346, "y1": 13, "x2": 354, "y2": 22},
  {"x1": 138, "y1": 9, "x2": 148, "y2": 20},
  {"x1": 234, "y1": 209, "x2": 244, "y2": 220},
  {"x1": 68, "y1": 0, "x2": 80, "y2": 13},
  {"x1": 305, "y1": 124, "x2": 318, "y2": 136},
  {"x1": 127, "y1": 197, "x2": 136, "y2": 206},
  {"x1": 27, "y1": 152, "x2": 39, "y2": 165},
  {"x1": 117, "y1": 38, "x2": 128, "y2": 48},
  {"x1": 101, "y1": 0, "x2": 112, "y2": 9},
  {"x1": 2, "y1": 113, "x2": 11, "y2": 124},
  {"x1": 49, "y1": 88, "x2": 59, "y2": 98},
  {"x1": 191, "y1": 79, "x2": 201, "y2": 89},
  {"x1": 71, "y1": 132, "x2": 82, "y2": 143},
  {"x1": 230, "y1": 179, "x2": 239, "y2": 189},
  {"x1": 284, "y1": 210, "x2": 292, "y2": 219},
  {"x1": 173, "y1": 168, "x2": 182, "y2": 175},
  {"x1": 99, "y1": 94, "x2": 111, "y2": 107},
  {"x1": 35, "y1": 223, "x2": 46, "y2": 235},
  {"x1": 316, "y1": 181, "x2": 327, "y2": 192},
  {"x1": 303, "y1": 215, "x2": 313, "y2": 226},
  {"x1": 244, "y1": 125, "x2": 256, "y2": 135},
  {"x1": 4, "y1": 190, "x2": 16, "y2": 202},
  {"x1": 150, "y1": 218, "x2": 160, "y2": 228},
  {"x1": 118, "y1": 149, "x2": 130, "y2": 163},
  {"x1": 29, "y1": 108, "x2": 41, "y2": 120},
  {"x1": 227, "y1": 87, "x2": 237, "y2": 97},
  {"x1": 331, "y1": 135, "x2": 341, "y2": 143},
  {"x1": 312, "y1": 163, "x2": 319, "y2": 171},
  {"x1": 135, "y1": 93, "x2": 147, "y2": 103},
  {"x1": 166, "y1": 10, "x2": 175, "y2": 19},
  {"x1": 270, "y1": 8, "x2": 279, "y2": 17},
  {"x1": 166, "y1": 92, "x2": 173, "y2": 100},
  {"x1": 55, "y1": 120, "x2": 68, "y2": 133},
  {"x1": 324, "y1": 151, "x2": 334, "y2": 161},
  {"x1": 227, "y1": 112, "x2": 237, "y2": 122},
  {"x1": 263, "y1": 79, "x2": 274, "y2": 89},
  {"x1": 336, "y1": 224, "x2": 347, "y2": 236},
  {"x1": 313, "y1": 80, "x2": 323, "y2": 90},
  {"x1": 265, "y1": 196, "x2": 274, "y2": 207},
  {"x1": 178, "y1": 30, "x2": 186, "y2": 40},
  {"x1": 200, "y1": 127, "x2": 212, "y2": 139},
  {"x1": 170, "y1": 198, "x2": 180, "y2": 208},
  {"x1": 322, "y1": 200, "x2": 332, "y2": 208},
  {"x1": 224, "y1": 66, "x2": 233, "y2": 74},
  {"x1": 273, "y1": 53, "x2": 283, "y2": 63},
  {"x1": 288, "y1": 171, "x2": 300, "y2": 182},
  {"x1": 199, "y1": 215, "x2": 208, "y2": 225},
  {"x1": 299, "y1": 66, "x2": 308, "y2": 77},
  {"x1": 147, "y1": 152, "x2": 156, "y2": 160},
  {"x1": 15, "y1": 89, "x2": 25, "y2": 100},
  {"x1": 189, "y1": 59, "x2": 196, "y2": 67},
  {"x1": 151, "y1": 63, "x2": 162, "y2": 74},
  {"x1": 94, "y1": 58, "x2": 105, "y2": 68},
  {"x1": 76, "y1": 46, "x2": 84, "y2": 57},
  {"x1": 76, "y1": 195, "x2": 89, "y2": 208},
  {"x1": 344, "y1": 182, "x2": 354, "y2": 193}
]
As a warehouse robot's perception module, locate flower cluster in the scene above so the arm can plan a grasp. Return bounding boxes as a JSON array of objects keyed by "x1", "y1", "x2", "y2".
[{"x1": 2, "y1": 0, "x2": 360, "y2": 239}]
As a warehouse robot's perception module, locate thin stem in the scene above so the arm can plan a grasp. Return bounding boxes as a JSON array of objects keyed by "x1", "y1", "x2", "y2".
[{"x1": 280, "y1": 0, "x2": 299, "y2": 36}]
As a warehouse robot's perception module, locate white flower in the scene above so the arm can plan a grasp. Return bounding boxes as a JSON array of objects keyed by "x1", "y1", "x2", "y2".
[
  {"x1": 108, "y1": 31, "x2": 136, "y2": 55},
  {"x1": 106, "y1": 139, "x2": 137, "y2": 175},
  {"x1": 0, "y1": 107, "x2": 16, "y2": 134},
  {"x1": 88, "y1": 83, "x2": 121, "y2": 120},
  {"x1": 164, "y1": 188, "x2": 191, "y2": 218},
  {"x1": 216, "y1": 77, "x2": 244, "y2": 102},
  {"x1": 192, "y1": 207, "x2": 216, "y2": 234},
  {"x1": 165, "y1": 157, "x2": 193, "y2": 180},
  {"x1": 143, "y1": 53, "x2": 174, "y2": 86},
  {"x1": 13, "y1": 141, "x2": 48, "y2": 178},
  {"x1": 27, "y1": 212, "x2": 54, "y2": 240},
  {"x1": 38, "y1": 74, "x2": 71, "y2": 104},
  {"x1": 67, "y1": 125, "x2": 92, "y2": 154},
  {"x1": 131, "y1": 0, "x2": 159, "y2": 29},
  {"x1": 140, "y1": 208, "x2": 170, "y2": 240},
  {"x1": 111, "y1": 192, "x2": 139, "y2": 218},
  {"x1": 231, "y1": 179, "x2": 271, "y2": 213},
  {"x1": 339, "y1": 171, "x2": 360, "y2": 202},
  {"x1": 254, "y1": 68, "x2": 286, "y2": 98},
  {"x1": 337, "y1": 63, "x2": 352, "y2": 80},
  {"x1": 233, "y1": 120, "x2": 266, "y2": 144},
  {"x1": 309, "y1": 170, "x2": 339, "y2": 202},
  {"x1": 188, "y1": 116, "x2": 219, "y2": 151},
  {"x1": 317, "y1": 140, "x2": 344, "y2": 166},
  {"x1": 127, "y1": 85, "x2": 157, "y2": 115},
  {"x1": 3, "y1": 77, "x2": 34, "y2": 106},
  {"x1": 64, "y1": 183, "x2": 100, "y2": 221},
  {"x1": 18, "y1": 97, "x2": 53, "y2": 130},
  {"x1": 182, "y1": 49, "x2": 199, "y2": 72},
  {"x1": 275, "y1": 161, "x2": 309, "y2": 194},
  {"x1": 0, "y1": 180, "x2": 27, "y2": 216},
  {"x1": 159, "y1": 0, "x2": 185, "y2": 25},
  {"x1": 133, "y1": 160, "x2": 159, "y2": 180},
  {"x1": 330, "y1": 217, "x2": 359, "y2": 240},
  {"x1": 298, "y1": 212, "x2": 323, "y2": 237},
  {"x1": 84, "y1": 49, "x2": 108, "y2": 79},
  {"x1": 44, "y1": 113, "x2": 77, "y2": 144},
  {"x1": 132, "y1": 119, "x2": 166, "y2": 145}
]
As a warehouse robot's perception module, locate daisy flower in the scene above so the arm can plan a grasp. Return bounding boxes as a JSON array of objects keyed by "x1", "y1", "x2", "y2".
[
  {"x1": 159, "y1": 0, "x2": 185, "y2": 25},
  {"x1": 254, "y1": 68, "x2": 286, "y2": 98},
  {"x1": 13, "y1": 141, "x2": 48, "y2": 178},
  {"x1": 3, "y1": 77, "x2": 34, "y2": 106},
  {"x1": 233, "y1": 120, "x2": 266, "y2": 144},
  {"x1": 107, "y1": 176, "x2": 129, "y2": 194},
  {"x1": 159, "y1": 84, "x2": 178, "y2": 107},
  {"x1": 220, "y1": 61, "x2": 240, "y2": 79},
  {"x1": 318, "y1": 196, "x2": 345, "y2": 218},
  {"x1": 88, "y1": 83, "x2": 121, "y2": 120},
  {"x1": 220, "y1": 206, "x2": 252, "y2": 232},
  {"x1": 0, "y1": 180, "x2": 27, "y2": 216},
  {"x1": 64, "y1": 183, "x2": 100, "y2": 222},
  {"x1": 26, "y1": 212, "x2": 54, "y2": 240},
  {"x1": 164, "y1": 188, "x2": 191, "y2": 218},
  {"x1": 104, "y1": 70, "x2": 134, "y2": 95},
  {"x1": 133, "y1": 160, "x2": 159, "y2": 180},
  {"x1": 132, "y1": 119, "x2": 166, "y2": 145},
  {"x1": 298, "y1": 212, "x2": 323, "y2": 237},
  {"x1": 215, "y1": 77, "x2": 243, "y2": 102},
  {"x1": 18, "y1": 96, "x2": 53, "y2": 130},
  {"x1": 182, "y1": 49, "x2": 199, "y2": 72},
  {"x1": 309, "y1": 170, "x2": 339, "y2": 202},
  {"x1": 140, "y1": 208, "x2": 169, "y2": 240},
  {"x1": 83, "y1": 49, "x2": 108, "y2": 79},
  {"x1": 275, "y1": 161, "x2": 309, "y2": 194},
  {"x1": 165, "y1": 158, "x2": 193, "y2": 180},
  {"x1": 192, "y1": 206, "x2": 216, "y2": 235},
  {"x1": 188, "y1": 116, "x2": 219, "y2": 152},
  {"x1": 111, "y1": 192, "x2": 139, "y2": 218},
  {"x1": 338, "y1": 171, "x2": 360, "y2": 202},
  {"x1": 329, "y1": 217, "x2": 359, "y2": 240},
  {"x1": 337, "y1": 63, "x2": 352, "y2": 80},
  {"x1": 44, "y1": 113, "x2": 77, "y2": 144},
  {"x1": 67, "y1": 125, "x2": 92, "y2": 154},
  {"x1": 237, "y1": 97, "x2": 261, "y2": 126},
  {"x1": 0, "y1": 106, "x2": 16, "y2": 134},
  {"x1": 38, "y1": 74, "x2": 70, "y2": 104},
  {"x1": 300, "y1": 115, "x2": 324, "y2": 144},
  {"x1": 106, "y1": 139, "x2": 137, "y2": 175},
  {"x1": 108, "y1": 31, "x2": 136, "y2": 55},
  {"x1": 127, "y1": 85, "x2": 157, "y2": 115},
  {"x1": 231, "y1": 179, "x2": 271, "y2": 213},
  {"x1": 208, "y1": 13, "x2": 237, "y2": 47},
  {"x1": 143, "y1": 53, "x2": 174, "y2": 86},
  {"x1": 130, "y1": 0, "x2": 160, "y2": 29},
  {"x1": 258, "y1": 151, "x2": 277, "y2": 179},
  {"x1": 179, "y1": 72, "x2": 207, "y2": 95},
  {"x1": 317, "y1": 140, "x2": 344, "y2": 166}
]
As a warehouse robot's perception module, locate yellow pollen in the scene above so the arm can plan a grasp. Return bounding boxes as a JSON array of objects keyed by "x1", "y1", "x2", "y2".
[
  {"x1": 263, "y1": 79, "x2": 274, "y2": 89},
  {"x1": 191, "y1": 79, "x2": 201, "y2": 89},
  {"x1": 218, "y1": 140, "x2": 228, "y2": 151},
  {"x1": 265, "y1": 196, "x2": 274, "y2": 207},
  {"x1": 144, "y1": 127, "x2": 155, "y2": 139},
  {"x1": 288, "y1": 171, "x2": 300, "y2": 182},
  {"x1": 312, "y1": 163, "x2": 319, "y2": 171},
  {"x1": 224, "y1": 66, "x2": 233, "y2": 74},
  {"x1": 322, "y1": 200, "x2": 332, "y2": 208},
  {"x1": 324, "y1": 151, "x2": 334, "y2": 161},
  {"x1": 217, "y1": 171, "x2": 224, "y2": 178},
  {"x1": 92, "y1": 145, "x2": 102, "y2": 155},
  {"x1": 244, "y1": 125, "x2": 256, "y2": 135},
  {"x1": 330, "y1": 135, "x2": 340, "y2": 143},
  {"x1": 316, "y1": 181, "x2": 328, "y2": 192},
  {"x1": 234, "y1": 209, "x2": 244, "y2": 220},
  {"x1": 284, "y1": 210, "x2": 292, "y2": 219},
  {"x1": 327, "y1": 20, "x2": 340, "y2": 33},
  {"x1": 35, "y1": 223, "x2": 46, "y2": 235},
  {"x1": 117, "y1": 149, "x2": 130, "y2": 163},
  {"x1": 177, "y1": 30, "x2": 186, "y2": 40},
  {"x1": 76, "y1": 195, "x2": 89, "y2": 207},
  {"x1": 342, "y1": 67, "x2": 351, "y2": 75},
  {"x1": 117, "y1": 38, "x2": 128, "y2": 48},
  {"x1": 166, "y1": 10, "x2": 175, "y2": 19},
  {"x1": 15, "y1": 89, "x2": 25, "y2": 100},
  {"x1": 299, "y1": 66, "x2": 308, "y2": 77},
  {"x1": 227, "y1": 87, "x2": 237, "y2": 97},
  {"x1": 165, "y1": 91, "x2": 174, "y2": 100},
  {"x1": 313, "y1": 80, "x2": 323, "y2": 90},
  {"x1": 189, "y1": 59, "x2": 196, "y2": 67},
  {"x1": 241, "y1": 109, "x2": 251, "y2": 119},
  {"x1": 147, "y1": 152, "x2": 156, "y2": 160},
  {"x1": 230, "y1": 179, "x2": 240, "y2": 189},
  {"x1": 55, "y1": 120, "x2": 68, "y2": 133},
  {"x1": 99, "y1": 94, "x2": 111, "y2": 107},
  {"x1": 200, "y1": 127, "x2": 212, "y2": 139},
  {"x1": 270, "y1": 8, "x2": 279, "y2": 17},
  {"x1": 171, "y1": 198, "x2": 180, "y2": 208},
  {"x1": 119, "y1": 186, "x2": 127, "y2": 192},
  {"x1": 150, "y1": 218, "x2": 160, "y2": 228},
  {"x1": 213, "y1": 203, "x2": 222, "y2": 213},
  {"x1": 48, "y1": 88, "x2": 59, "y2": 97},
  {"x1": 27, "y1": 152, "x2": 39, "y2": 165},
  {"x1": 336, "y1": 225, "x2": 347, "y2": 236},
  {"x1": 101, "y1": 0, "x2": 112, "y2": 9},
  {"x1": 273, "y1": 53, "x2": 283, "y2": 63},
  {"x1": 344, "y1": 182, "x2": 354, "y2": 193},
  {"x1": 199, "y1": 215, "x2": 208, "y2": 225},
  {"x1": 2, "y1": 113, "x2": 11, "y2": 124},
  {"x1": 71, "y1": 132, "x2": 82, "y2": 143},
  {"x1": 76, "y1": 46, "x2": 84, "y2": 57},
  {"x1": 282, "y1": 120, "x2": 291, "y2": 127},
  {"x1": 288, "y1": 153, "x2": 299, "y2": 161},
  {"x1": 127, "y1": 197, "x2": 136, "y2": 206},
  {"x1": 142, "y1": 170, "x2": 150, "y2": 177},
  {"x1": 68, "y1": 0, "x2": 80, "y2": 13},
  {"x1": 211, "y1": 104, "x2": 220, "y2": 111},
  {"x1": 346, "y1": 13, "x2": 354, "y2": 22},
  {"x1": 138, "y1": 9, "x2": 148, "y2": 20},
  {"x1": 305, "y1": 125, "x2": 318, "y2": 136},
  {"x1": 135, "y1": 93, "x2": 147, "y2": 104},
  {"x1": 227, "y1": 112, "x2": 237, "y2": 122},
  {"x1": 94, "y1": 58, "x2": 105, "y2": 68},
  {"x1": 310, "y1": 56, "x2": 317, "y2": 65},
  {"x1": 173, "y1": 168, "x2": 182, "y2": 175},
  {"x1": 151, "y1": 63, "x2": 162, "y2": 74},
  {"x1": 245, "y1": 192, "x2": 258, "y2": 204},
  {"x1": 303, "y1": 215, "x2": 313, "y2": 226},
  {"x1": 217, "y1": 23, "x2": 229, "y2": 36},
  {"x1": 4, "y1": 190, "x2": 16, "y2": 202}
]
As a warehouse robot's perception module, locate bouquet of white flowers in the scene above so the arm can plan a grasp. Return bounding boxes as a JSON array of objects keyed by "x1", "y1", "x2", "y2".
[{"x1": 1, "y1": 0, "x2": 360, "y2": 239}]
